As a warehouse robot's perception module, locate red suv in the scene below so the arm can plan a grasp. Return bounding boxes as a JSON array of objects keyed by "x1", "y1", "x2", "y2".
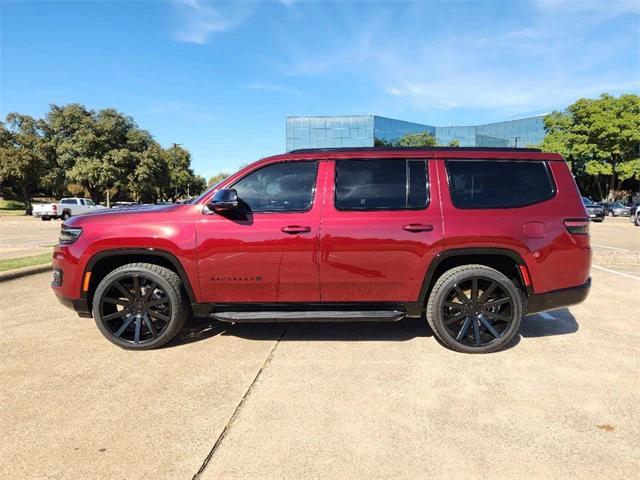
[{"x1": 52, "y1": 147, "x2": 591, "y2": 353}]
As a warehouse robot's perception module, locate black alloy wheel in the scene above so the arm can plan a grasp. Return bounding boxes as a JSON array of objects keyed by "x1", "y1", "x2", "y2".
[
  {"x1": 427, "y1": 265, "x2": 523, "y2": 353},
  {"x1": 92, "y1": 263, "x2": 188, "y2": 349}
]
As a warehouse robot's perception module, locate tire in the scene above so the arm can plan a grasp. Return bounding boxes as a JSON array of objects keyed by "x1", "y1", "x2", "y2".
[
  {"x1": 92, "y1": 262, "x2": 189, "y2": 350},
  {"x1": 41, "y1": 216, "x2": 50, "y2": 221},
  {"x1": 635, "y1": 215, "x2": 640, "y2": 227},
  {"x1": 61, "y1": 211, "x2": 71, "y2": 221},
  {"x1": 426, "y1": 265, "x2": 524, "y2": 354}
]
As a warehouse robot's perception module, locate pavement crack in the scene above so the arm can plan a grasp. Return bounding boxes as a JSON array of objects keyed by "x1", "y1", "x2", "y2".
[{"x1": 192, "y1": 324, "x2": 289, "y2": 480}]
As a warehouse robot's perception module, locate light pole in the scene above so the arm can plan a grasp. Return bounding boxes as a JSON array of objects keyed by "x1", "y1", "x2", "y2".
[{"x1": 513, "y1": 136, "x2": 520, "y2": 148}]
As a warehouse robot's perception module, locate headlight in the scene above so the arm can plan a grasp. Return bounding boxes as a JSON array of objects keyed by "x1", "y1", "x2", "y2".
[{"x1": 59, "y1": 226, "x2": 82, "y2": 245}]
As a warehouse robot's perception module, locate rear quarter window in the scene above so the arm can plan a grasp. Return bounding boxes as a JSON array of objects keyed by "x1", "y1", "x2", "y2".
[{"x1": 446, "y1": 160, "x2": 556, "y2": 209}]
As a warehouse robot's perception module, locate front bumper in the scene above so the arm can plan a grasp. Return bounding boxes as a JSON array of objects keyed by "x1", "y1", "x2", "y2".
[
  {"x1": 527, "y1": 278, "x2": 591, "y2": 314},
  {"x1": 56, "y1": 294, "x2": 92, "y2": 318}
]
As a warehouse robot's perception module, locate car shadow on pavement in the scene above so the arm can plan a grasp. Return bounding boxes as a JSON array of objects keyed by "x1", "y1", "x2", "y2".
[
  {"x1": 520, "y1": 308, "x2": 579, "y2": 337},
  {"x1": 169, "y1": 316, "x2": 432, "y2": 347},
  {"x1": 169, "y1": 309, "x2": 578, "y2": 348}
]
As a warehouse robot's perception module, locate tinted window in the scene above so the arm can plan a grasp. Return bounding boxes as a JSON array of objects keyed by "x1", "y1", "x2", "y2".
[
  {"x1": 231, "y1": 161, "x2": 317, "y2": 212},
  {"x1": 61, "y1": 199, "x2": 75, "y2": 205},
  {"x1": 446, "y1": 160, "x2": 555, "y2": 209},
  {"x1": 335, "y1": 159, "x2": 428, "y2": 210},
  {"x1": 582, "y1": 197, "x2": 594, "y2": 205}
]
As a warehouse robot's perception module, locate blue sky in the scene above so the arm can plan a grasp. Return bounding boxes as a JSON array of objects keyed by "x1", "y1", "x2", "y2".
[{"x1": 1, "y1": 0, "x2": 639, "y2": 178}]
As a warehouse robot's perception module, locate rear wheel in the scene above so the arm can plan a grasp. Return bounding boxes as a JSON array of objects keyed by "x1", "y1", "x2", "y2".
[
  {"x1": 41, "y1": 216, "x2": 50, "y2": 221},
  {"x1": 426, "y1": 265, "x2": 523, "y2": 353},
  {"x1": 61, "y1": 211, "x2": 71, "y2": 221},
  {"x1": 92, "y1": 263, "x2": 188, "y2": 349},
  {"x1": 635, "y1": 214, "x2": 640, "y2": 226}
]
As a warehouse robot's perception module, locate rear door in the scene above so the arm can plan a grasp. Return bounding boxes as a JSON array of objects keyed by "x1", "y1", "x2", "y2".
[
  {"x1": 196, "y1": 159, "x2": 325, "y2": 303},
  {"x1": 318, "y1": 158, "x2": 444, "y2": 302}
]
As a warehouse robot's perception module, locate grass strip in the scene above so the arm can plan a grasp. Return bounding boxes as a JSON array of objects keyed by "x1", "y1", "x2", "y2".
[{"x1": 0, "y1": 253, "x2": 52, "y2": 272}]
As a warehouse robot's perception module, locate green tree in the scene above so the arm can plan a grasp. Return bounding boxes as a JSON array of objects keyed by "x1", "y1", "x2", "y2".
[
  {"x1": 448, "y1": 139, "x2": 460, "y2": 147},
  {"x1": 0, "y1": 114, "x2": 51, "y2": 214},
  {"x1": 208, "y1": 172, "x2": 229, "y2": 186},
  {"x1": 396, "y1": 131, "x2": 438, "y2": 147},
  {"x1": 541, "y1": 93, "x2": 640, "y2": 199}
]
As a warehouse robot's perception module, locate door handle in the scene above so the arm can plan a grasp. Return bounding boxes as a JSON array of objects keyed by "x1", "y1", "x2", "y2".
[
  {"x1": 402, "y1": 223, "x2": 434, "y2": 232},
  {"x1": 281, "y1": 225, "x2": 312, "y2": 234}
]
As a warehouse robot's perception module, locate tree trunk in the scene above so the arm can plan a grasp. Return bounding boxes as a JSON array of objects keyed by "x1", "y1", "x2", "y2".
[
  {"x1": 22, "y1": 186, "x2": 33, "y2": 216},
  {"x1": 607, "y1": 173, "x2": 616, "y2": 200}
]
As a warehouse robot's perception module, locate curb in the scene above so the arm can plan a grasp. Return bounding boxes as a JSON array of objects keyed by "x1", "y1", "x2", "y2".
[{"x1": 0, "y1": 263, "x2": 52, "y2": 282}]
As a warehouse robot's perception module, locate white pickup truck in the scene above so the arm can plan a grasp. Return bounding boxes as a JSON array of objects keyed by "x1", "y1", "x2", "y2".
[{"x1": 32, "y1": 198, "x2": 105, "y2": 221}]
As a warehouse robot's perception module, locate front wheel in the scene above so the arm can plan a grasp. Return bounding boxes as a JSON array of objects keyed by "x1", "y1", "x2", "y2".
[
  {"x1": 61, "y1": 211, "x2": 71, "y2": 221},
  {"x1": 426, "y1": 265, "x2": 523, "y2": 353},
  {"x1": 635, "y1": 215, "x2": 640, "y2": 226},
  {"x1": 92, "y1": 263, "x2": 188, "y2": 349}
]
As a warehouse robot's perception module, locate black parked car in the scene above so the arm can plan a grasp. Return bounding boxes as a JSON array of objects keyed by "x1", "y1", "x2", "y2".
[
  {"x1": 582, "y1": 197, "x2": 605, "y2": 222},
  {"x1": 603, "y1": 201, "x2": 631, "y2": 217}
]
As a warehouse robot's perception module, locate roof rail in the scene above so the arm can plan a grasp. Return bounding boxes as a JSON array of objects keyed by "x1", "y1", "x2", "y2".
[{"x1": 288, "y1": 146, "x2": 542, "y2": 154}]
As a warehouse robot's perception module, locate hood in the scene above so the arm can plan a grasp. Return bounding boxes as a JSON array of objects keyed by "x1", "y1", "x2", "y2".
[{"x1": 64, "y1": 203, "x2": 188, "y2": 226}]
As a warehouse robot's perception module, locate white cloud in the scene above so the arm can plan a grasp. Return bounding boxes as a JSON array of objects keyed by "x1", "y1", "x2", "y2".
[
  {"x1": 170, "y1": 0, "x2": 254, "y2": 44},
  {"x1": 246, "y1": 83, "x2": 303, "y2": 95}
]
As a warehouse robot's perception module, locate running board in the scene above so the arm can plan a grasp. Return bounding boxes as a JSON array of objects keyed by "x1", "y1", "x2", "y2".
[{"x1": 211, "y1": 310, "x2": 406, "y2": 323}]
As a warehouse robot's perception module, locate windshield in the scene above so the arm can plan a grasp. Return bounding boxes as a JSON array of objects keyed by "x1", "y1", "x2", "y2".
[
  {"x1": 582, "y1": 197, "x2": 594, "y2": 205},
  {"x1": 85, "y1": 199, "x2": 95, "y2": 206}
]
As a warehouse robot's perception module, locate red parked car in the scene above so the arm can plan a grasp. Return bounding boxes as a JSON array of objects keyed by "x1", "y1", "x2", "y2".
[{"x1": 52, "y1": 147, "x2": 591, "y2": 353}]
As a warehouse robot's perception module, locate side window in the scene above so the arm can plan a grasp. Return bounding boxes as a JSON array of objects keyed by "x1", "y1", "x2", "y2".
[
  {"x1": 335, "y1": 159, "x2": 428, "y2": 210},
  {"x1": 84, "y1": 199, "x2": 95, "y2": 206},
  {"x1": 446, "y1": 160, "x2": 555, "y2": 209},
  {"x1": 61, "y1": 199, "x2": 74, "y2": 205},
  {"x1": 231, "y1": 161, "x2": 318, "y2": 212}
]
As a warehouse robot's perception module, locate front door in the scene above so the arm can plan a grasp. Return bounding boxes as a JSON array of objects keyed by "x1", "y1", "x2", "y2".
[
  {"x1": 319, "y1": 158, "x2": 444, "y2": 302},
  {"x1": 196, "y1": 159, "x2": 324, "y2": 303}
]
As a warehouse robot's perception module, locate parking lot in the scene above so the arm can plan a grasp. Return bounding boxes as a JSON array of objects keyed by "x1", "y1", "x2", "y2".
[{"x1": 1, "y1": 216, "x2": 639, "y2": 479}]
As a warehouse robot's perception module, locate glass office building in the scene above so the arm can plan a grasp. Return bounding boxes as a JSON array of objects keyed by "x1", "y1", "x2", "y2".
[{"x1": 286, "y1": 115, "x2": 546, "y2": 151}]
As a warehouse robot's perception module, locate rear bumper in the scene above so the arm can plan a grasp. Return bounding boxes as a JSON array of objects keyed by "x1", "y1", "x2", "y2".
[
  {"x1": 56, "y1": 294, "x2": 92, "y2": 318},
  {"x1": 527, "y1": 278, "x2": 591, "y2": 314}
]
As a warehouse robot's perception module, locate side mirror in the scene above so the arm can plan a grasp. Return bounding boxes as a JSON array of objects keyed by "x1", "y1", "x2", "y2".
[{"x1": 208, "y1": 188, "x2": 239, "y2": 213}]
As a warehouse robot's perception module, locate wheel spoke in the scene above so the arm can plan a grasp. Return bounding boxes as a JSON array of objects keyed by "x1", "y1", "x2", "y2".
[
  {"x1": 134, "y1": 316, "x2": 142, "y2": 343},
  {"x1": 147, "y1": 297, "x2": 169, "y2": 308},
  {"x1": 114, "y1": 281, "x2": 134, "y2": 301},
  {"x1": 454, "y1": 285, "x2": 470, "y2": 304},
  {"x1": 445, "y1": 311, "x2": 467, "y2": 326},
  {"x1": 479, "y1": 315, "x2": 502, "y2": 338},
  {"x1": 143, "y1": 281, "x2": 158, "y2": 301},
  {"x1": 103, "y1": 308, "x2": 131, "y2": 322},
  {"x1": 471, "y1": 278, "x2": 479, "y2": 301},
  {"x1": 133, "y1": 276, "x2": 141, "y2": 300},
  {"x1": 149, "y1": 310, "x2": 170, "y2": 322},
  {"x1": 456, "y1": 317, "x2": 472, "y2": 340},
  {"x1": 114, "y1": 315, "x2": 135, "y2": 337},
  {"x1": 472, "y1": 317, "x2": 481, "y2": 346},
  {"x1": 143, "y1": 313, "x2": 158, "y2": 338},
  {"x1": 485, "y1": 311, "x2": 512, "y2": 322},
  {"x1": 103, "y1": 297, "x2": 130, "y2": 306},
  {"x1": 443, "y1": 301, "x2": 465, "y2": 310},
  {"x1": 483, "y1": 297, "x2": 510, "y2": 308},
  {"x1": 477, "y1": 281, "x2": 498, "y2": 303}
]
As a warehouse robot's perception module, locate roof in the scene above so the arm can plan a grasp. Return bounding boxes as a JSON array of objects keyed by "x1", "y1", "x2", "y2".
[{"x1": 289, "y1": 146, "x2": 542, "y2": 154}]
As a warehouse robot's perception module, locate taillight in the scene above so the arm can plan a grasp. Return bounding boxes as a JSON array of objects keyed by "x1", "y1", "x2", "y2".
[
  {"x1": 564, "y1": 219, "x2": 589, "y2": 235},
  {"x1": 52, "y1": 204, "x2": 57, "y2": 213}
]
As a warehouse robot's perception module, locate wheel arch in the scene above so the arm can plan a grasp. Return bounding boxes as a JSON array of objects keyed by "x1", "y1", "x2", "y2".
[
  {"x1": 418, "y1": 248, "x2": 531, "y2": 305},
  {"x1": 82, "y1": 249, "x2": 197, "y2": 305}
]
